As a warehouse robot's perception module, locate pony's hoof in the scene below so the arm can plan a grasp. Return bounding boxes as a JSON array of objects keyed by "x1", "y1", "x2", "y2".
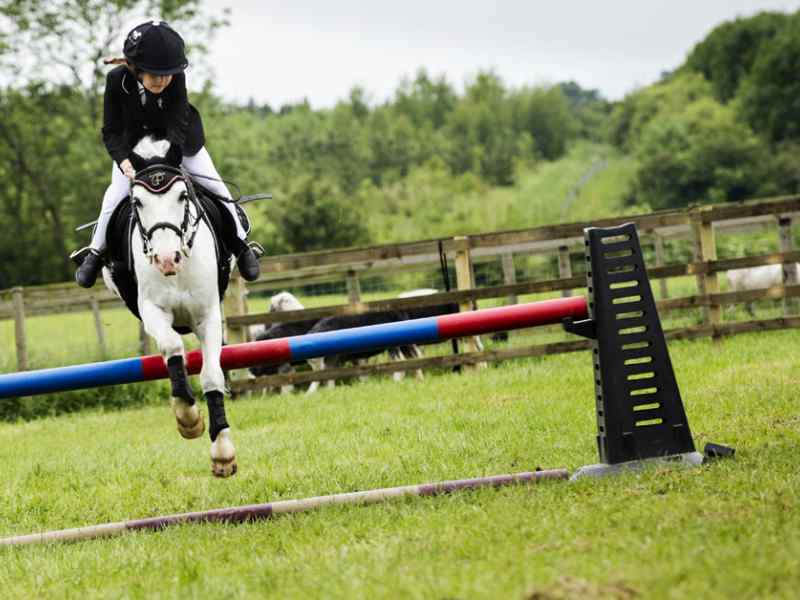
[
  {"x1": 212, "y1": 457, "x2": 238, "y2": 478},
  {"x1": 176, "y1": 413, "x2": 205, "y2": 439},
  {"x1": 171, "y1": 400, "x2": 205, "y2": 439},
  {"x1": 210, "y1": 429, "x2": 237, "y2": 477}
]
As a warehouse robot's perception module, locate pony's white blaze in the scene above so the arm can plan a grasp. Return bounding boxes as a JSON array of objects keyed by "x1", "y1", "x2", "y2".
[{"x1": 132, "y1": 183, "x2": 188, "y2": 276}]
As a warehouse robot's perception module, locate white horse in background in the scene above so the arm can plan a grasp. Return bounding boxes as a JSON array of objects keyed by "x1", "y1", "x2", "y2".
[{"x1": 102, "y1": 136, "x2": 237, "y2": 477}]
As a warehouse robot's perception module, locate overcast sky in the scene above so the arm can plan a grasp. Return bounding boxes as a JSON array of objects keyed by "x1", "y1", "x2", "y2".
[{"x1": 207, "y1": 0, "x2": 800, "y2": 108}]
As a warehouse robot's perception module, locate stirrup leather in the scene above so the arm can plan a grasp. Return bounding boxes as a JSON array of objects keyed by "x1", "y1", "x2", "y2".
[
  {"x1": 247, "y1": 241, "x2": 265, "y2": 258},
  {"x1": 70, "y1": 246, "x2": 98, "y2": 267}
]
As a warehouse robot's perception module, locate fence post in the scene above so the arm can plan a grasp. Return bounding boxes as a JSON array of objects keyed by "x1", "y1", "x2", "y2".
[
  {"x1": 11, "y1": 287, "x2": 28, "y2": 371},
  {"x1": 89, "y1": 296, "x2": 108, "y2": 359},
  {"x1": 779, "y1": 216, "x2": 797, "y2": 314},
  {"x1": 654, "y1": 232, "x2": 669, "y2": 299},
  {"x1": 223, "y1": 274, "x2": 249, "y2": 346},
  {"x1": 453, "y1": 236, "x2": 483, "y2": 358},
  {"x1": 557, "y1": 245, "x2": 572, "y2": 298},
  {"x1": 139, "y1": 321, "x2": 151, "y2": 356},
  {"x1": 691, "y1": 209, "x2": 721, "y2": 333},
  {"x1": 346, "y1": 269, "x2": 362, "y2": 305},
  {"x1": 501, "y1": 253, "x2": 517, "y2": 305}
]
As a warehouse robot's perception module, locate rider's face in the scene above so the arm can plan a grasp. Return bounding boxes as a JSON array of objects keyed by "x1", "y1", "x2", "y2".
[{"x1": 141, "y1": 72, "x2": 173, "y2": 94}]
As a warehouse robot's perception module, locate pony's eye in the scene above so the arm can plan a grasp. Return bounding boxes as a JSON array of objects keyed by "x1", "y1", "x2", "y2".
[{"x1": 178, "y1": 192, "x2": 188, "y2": 203}]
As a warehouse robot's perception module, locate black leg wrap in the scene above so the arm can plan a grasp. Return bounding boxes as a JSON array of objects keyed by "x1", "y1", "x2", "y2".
[
  {"x1": 205, "y1": 390, "x2": 229, "y2": 442},
  {"x1": 167, "y1": 356, "x2": 194, "y2": 404}
]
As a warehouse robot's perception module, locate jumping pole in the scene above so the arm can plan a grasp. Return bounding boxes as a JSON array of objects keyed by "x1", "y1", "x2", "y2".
[
  {"x1": 0, "y1": 469, "x2": 569, "y2": 547},
  {"x1": 0, "y1": 297, "x2": 588, "y2": 399}
]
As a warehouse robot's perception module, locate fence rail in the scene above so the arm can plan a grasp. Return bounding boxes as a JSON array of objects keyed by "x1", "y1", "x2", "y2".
[{"x1": 2, "y1": 195, "x2": 798, "y2": 377}]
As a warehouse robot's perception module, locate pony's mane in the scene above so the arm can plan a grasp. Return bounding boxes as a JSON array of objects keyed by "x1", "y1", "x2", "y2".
[{"x1": 133, "y1": 136, "x2": 172, "y2": 160}]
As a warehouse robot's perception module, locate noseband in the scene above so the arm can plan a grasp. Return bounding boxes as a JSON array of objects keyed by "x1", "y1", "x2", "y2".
[{"x1": 131, "y1": 165, "x2": 204, "y2": 260}]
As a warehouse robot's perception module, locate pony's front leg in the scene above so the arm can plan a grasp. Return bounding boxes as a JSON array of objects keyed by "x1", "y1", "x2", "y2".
[
  {"x1": 140, "y1": 301, "x2": 204, "y2": 440},
  {"x1": 197, "y1": 309, "x2": 237, "y2": 478}
]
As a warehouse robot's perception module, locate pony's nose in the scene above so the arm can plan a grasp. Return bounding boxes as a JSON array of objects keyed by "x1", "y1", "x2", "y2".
[{"x1": 154, "y1": 253, "x2": 178, "y2": 276}]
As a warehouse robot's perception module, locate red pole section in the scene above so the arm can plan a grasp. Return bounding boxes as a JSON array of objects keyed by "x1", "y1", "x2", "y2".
[{"x1": 437, "y1": 296, "x2": 588, "y2": 338}]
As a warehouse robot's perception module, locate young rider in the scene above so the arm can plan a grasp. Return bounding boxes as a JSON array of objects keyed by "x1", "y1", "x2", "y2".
[{"x1": 75, "y1": 20, "x2": 261, "y2": 288}]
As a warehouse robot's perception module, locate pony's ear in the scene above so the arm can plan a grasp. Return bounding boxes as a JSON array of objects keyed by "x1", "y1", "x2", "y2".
[
  {"x1": 129, "y1": 152, "x2": 156, "y2": 172},
  {"x1": 129, "y1": 152, "x2": 145, "y2": 172},
  {"x1": 130, "y1": 150, "x2": 179, "y2": 172},
  {"x1": 165, "y1": 143, "x2": 183, "y2": 167}
]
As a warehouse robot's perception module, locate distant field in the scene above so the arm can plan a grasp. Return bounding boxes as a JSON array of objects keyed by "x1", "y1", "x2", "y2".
[{"x1": 1, "y1": 329, "x2": 798, "y2": 598}]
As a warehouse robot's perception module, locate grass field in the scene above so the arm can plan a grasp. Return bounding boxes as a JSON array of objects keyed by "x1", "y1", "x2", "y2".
[{"x1": 1, "y1": 328, "x2": 798, "y2": 598}]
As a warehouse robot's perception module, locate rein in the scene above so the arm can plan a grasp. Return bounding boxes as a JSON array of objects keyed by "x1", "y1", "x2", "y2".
[{"x1": 131, "y1": 164, "x2": 205, "y2": 260}]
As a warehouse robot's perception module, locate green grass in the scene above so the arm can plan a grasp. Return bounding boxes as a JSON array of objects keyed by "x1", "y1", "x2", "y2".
[
  {"x1": 1, "y1": 329, "x2": 799, "y2": 598},
  {"x1": 497, "y1": 140, "x2": 635, "y2": 227}
]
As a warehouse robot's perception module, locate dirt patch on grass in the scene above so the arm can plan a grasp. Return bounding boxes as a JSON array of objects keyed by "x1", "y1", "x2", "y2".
[{"x1": 526, "y1": 576, "x2": 638, "y2": 599}]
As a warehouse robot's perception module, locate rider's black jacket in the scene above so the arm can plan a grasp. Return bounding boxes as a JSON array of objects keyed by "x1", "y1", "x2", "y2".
[{"x1": 101, "y1": 65, "x2": 205, "y2": 165}]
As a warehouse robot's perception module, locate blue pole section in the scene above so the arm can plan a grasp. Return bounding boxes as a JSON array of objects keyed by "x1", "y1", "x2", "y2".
[
  {"x1": 0, "y1": 358, "x2": 145, "y2": 399},
  {"x1": 288, "y1": 318, "x2": 441, "y2": 360}
]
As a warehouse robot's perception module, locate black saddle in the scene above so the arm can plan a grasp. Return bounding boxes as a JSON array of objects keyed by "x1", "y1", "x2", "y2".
[{"x1": 105, "y1": 179, "x2": 236, "y2": 334}]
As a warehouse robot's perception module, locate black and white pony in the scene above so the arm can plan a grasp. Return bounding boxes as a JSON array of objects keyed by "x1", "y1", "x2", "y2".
[{"x1": 102, "y1": 137, "x2": 237, "y2": 477}]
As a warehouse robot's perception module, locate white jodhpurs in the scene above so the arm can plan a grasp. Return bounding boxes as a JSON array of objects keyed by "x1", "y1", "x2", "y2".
[{"x1": 90, "y1": 147, "x2": 247, "y2": 251}]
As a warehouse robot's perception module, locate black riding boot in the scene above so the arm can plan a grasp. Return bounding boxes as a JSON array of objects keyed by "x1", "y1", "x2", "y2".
[
  {"x1": 236, "y1": 245, "x2": 261, "y2": 281},
  {"x1": 75, "y1": 249, "x2": 104, "y2": 288}
]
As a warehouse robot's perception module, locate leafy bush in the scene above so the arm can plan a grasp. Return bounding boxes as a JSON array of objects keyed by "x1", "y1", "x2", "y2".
[
  {"x1": 273, "y1": 176, "x2": 371, "y2": 252},
  {"x1": 607, "y1": 72, "x2": 714, "y2": 151},
  {"x1": 630, "y1": 97, "x2": 766, "y2": 210}
]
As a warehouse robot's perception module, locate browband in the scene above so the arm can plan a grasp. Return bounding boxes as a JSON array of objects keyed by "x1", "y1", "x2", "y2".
[{"x1": 133, "y1": 165, "x2": 186, "y2": 195}]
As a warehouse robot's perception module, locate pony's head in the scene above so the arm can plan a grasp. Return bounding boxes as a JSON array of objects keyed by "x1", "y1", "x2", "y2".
[{"x1": 131, "y1": 166, "x2": 192, "y2": 276}]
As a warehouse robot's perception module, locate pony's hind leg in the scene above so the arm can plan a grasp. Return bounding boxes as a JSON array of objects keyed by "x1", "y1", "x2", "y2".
[{"x1": 197, "y1": 308, "x2": 237, "y2": 478}]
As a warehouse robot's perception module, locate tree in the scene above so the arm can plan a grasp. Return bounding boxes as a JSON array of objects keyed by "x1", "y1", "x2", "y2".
[
  {"x1": 365, "y1": 107, "x2": 422, "y2": 185},
  {"x1": 737, "y1": 13, "x2": 800, "y2": 143},
  {"x1": 275, "y1": 176, "x2": 370, "y2": 252},
  {"x1": 510, "y1": 85, "x2": 576, "y2": 159},
  {"x1": 444, "y1": 71, "x2": 524, "y2": 185},
  {"x1": 630, "y1": 97, "x2": 766, "y2": 210},
  {"x1": 607, "y1": 72, "x2": 713, "y2": 151},
  {"x1": 684, "y1": 11, "x2": 789, "y2": 102},
  {"x1": 394, "y1": 69, "x2": 457, "y2": 130},
  {"x1": 558, "y1": 81, "x2": 610, "y2": 142}
]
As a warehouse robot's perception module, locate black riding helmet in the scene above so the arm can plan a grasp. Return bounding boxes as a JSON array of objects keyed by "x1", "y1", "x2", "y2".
[{"x1": 123, "y1": 20, "x2": 188, "y2": 75}]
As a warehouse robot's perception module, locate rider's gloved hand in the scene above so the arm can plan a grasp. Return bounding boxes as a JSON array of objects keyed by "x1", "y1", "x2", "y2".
[{"x1": 120, "y1": 159, "x2": 136, "y2": 180}]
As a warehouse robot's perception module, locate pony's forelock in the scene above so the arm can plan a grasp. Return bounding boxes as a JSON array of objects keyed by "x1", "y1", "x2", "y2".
[{"x1": 133, "y1": 136, "x2": 172, "y2": 160}]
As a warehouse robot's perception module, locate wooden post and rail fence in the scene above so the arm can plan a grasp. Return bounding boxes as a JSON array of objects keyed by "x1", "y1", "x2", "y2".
[{"x1": 2, "y1": 196, "x2": 798, "y2": 390}]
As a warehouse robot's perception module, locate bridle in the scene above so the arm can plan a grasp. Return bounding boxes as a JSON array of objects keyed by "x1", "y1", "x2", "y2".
[{"x1": 130, "y1": 164, "x2": 204, "y2": 260}]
